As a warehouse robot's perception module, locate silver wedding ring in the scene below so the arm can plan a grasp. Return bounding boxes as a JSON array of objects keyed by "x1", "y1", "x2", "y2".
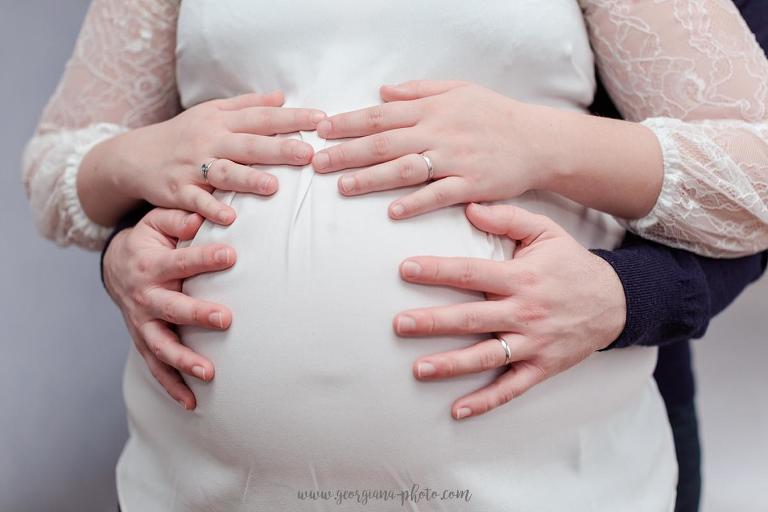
[
  {"x1": 420, "y1": 152, "x2": 434, "y2": 182},
  {"x1": 497, "y1": 335, "x2": 512, "y2": 365},
  {"x1": 201, "y1": 159, "x2": 218, "y2": 182}
]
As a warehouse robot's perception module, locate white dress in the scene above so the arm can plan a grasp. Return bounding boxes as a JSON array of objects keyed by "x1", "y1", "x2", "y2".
[
  {"x1": 19, "y1": 1, "x2": 768, "y2": 511},
  {"x1": 120, "y1": 1, "x2": 678, "y2": 510}
]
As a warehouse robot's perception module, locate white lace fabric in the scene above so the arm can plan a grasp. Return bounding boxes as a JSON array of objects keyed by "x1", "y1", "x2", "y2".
[
  {"x1": 21, "y1": 0, "x2": 180, "y2": 250},
  {"x1": 21, "y1": 0, "x2": 768, "y2": 255},
  {"x1": 581, "y1": 0, "x2": 768, "y2": 256}
]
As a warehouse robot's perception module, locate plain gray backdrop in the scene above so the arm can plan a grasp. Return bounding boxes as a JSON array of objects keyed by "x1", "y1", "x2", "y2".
[{"x1": 0, "y1": 2, "x2": 766, "y2": 511}]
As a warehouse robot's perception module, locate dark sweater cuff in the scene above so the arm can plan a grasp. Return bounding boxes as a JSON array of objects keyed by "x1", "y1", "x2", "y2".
[
  {"x1": 99, "y1": 202, "x2": 153, "y2": 289},
  {"x1": 590, "y1": 246, "x2": 707, "y2": 350}
]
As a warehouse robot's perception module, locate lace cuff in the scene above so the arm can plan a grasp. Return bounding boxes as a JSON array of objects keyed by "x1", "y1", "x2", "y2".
[
  {"x1": 22, "y1": 123, "x2": 129, "y2": 250},
  {"x1": 619, "y1": 117, "x2": 768, "y2": 258}
]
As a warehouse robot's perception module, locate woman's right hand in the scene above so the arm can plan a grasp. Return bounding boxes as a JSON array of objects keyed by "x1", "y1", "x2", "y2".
[
  {"x1": 103, "y1": 207, "x2": 235, "y2": 410},
  {"x1": 79, "y1": 91, "x2": 326, "y2": 226}
]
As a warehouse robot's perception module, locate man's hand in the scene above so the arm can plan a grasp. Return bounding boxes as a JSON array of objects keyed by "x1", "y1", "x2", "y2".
[
  {"x1": 103, "y1": 208, "x2": 236, "y2": 410},
  {"x1": 394, "y1": 203, "x2": 627, "y2": 420}
]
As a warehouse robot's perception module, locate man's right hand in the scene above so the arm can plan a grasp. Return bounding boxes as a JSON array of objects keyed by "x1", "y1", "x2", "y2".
[{"x1": 103, "y1": 208, "x2": 236, "y2": 410}]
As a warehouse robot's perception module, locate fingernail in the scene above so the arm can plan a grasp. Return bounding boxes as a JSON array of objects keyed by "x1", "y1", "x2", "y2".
[
  {"x1": 401, "y1": 260, "x2": 421, "y2": 278},
  {"x1": 178, "y1": 400, "x2": 188, "y2": 410},
  {"x1": 317, "y1": 119, "x2": 331, "y2": 135},
  {"x1": 313, "y1": 152, "x2": 330, "y2": 170},
  {"x1": 396, "y1": 315, "x2": 416, "y2": 333},
  {"x1": 311, "y1": 111, "x2": 326, "y2": 124},
  {"x1": 218, "y1": 209, "x2": 233, "y2": 223},
  {"x1": 209, "y1": 311, "x2": 224, "y2": 328},
  {"x1": 455, "y1": 407, "x2": 472, "y2": 419},
  {"x1": 339, "y1": 175, "x2": 355, "y2": 193},
  {"x1": 214, "y1": 249, "x2": 230, "y2": 265},
  {"x1": 192, "y1": 365, "x2": 207, "y2": 380},
  {"x1": 417, "y1": 361, "x2": 436, "y2": 378},
  {"x1": 391, "y1": 203, "x2": 405, "y2": 217}
]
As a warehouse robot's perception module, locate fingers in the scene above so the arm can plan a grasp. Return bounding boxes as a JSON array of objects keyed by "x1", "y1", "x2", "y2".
[
  {"x1": 412, "y1": 334, "x2": 530, "y2": 380},
  {"x1": 336, "y1": 153, "x2": 436, "y2": 196},
  {"x1": 227, "y1": 107, "x2": 326, "y2": 135},
  {"x1": 312, "y1": 128, "x2": 424, "y2": 173},
  {"x1": 146, "y1": 288, "x2": 233, "y2": 329},
  {"x1": 394, "y1": 301, "x2": 520, "y2": 337},
  {"x1": 380, "y1": 80, "x2": 469, "y2": 101},
  {"x1": 179, "y1": 186, "x2": 237, "y2": 226},
  {"x1": 204, "y1": 159, "x2": 278, "y2": 196},
  {"x1": 130, "y1": 325, "x2": 197, "y2": 410},
  {"x1": 398, "y1": 256, "x2": 514, "y2": 295},
  {"x1": 217, "y1": 133, "x2": 314, "y2": 166},
  {"x1": 316, "y1": 102, "x2": 422, "y2": 139},
  {"x1": 152, "y1": 244, "x2": 235, "y2": 281},
  {"x1": 388, "y1": 177, "x2": 467, "y2": 219},
  {"x1": 465, "y1": 203, "x2": 560, "y2": 244},
  {"x1": 217, "y1": 90, "x2": 285, "y2": 110},
  {"x1": 451, "y1": 360, "x2": 548, "y2": 420},
  {"x1": 139, "y1": 320, "x2": 216, "y2": 384},
  {"x1": 142, "y1": 208, "x2": 205, "y2": 241}
]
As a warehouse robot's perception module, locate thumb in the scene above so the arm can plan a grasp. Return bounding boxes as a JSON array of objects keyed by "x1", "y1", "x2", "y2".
[
  {"x1": 380, "y1": 80, "x2": 469, "y2": 101},
  {"x1": 143, "y1": 208, "x2": 204, "y2": 241},
  {"x1": 465, "y1": 203, "x2": 557, "y2": 244}
]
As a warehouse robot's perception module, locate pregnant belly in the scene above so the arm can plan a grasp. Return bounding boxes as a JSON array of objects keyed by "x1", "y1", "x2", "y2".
[{"x1": 118, "y1": 136, "x2": 669, "y2": 510}]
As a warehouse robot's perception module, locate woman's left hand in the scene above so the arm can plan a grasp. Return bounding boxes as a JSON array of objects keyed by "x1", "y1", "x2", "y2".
[
  {"x1": 312, "y1": 80, "x2": 559, "y2": 219},
  {"x1": 394, "y1": 203, "x2": 628, "y2": 420}
]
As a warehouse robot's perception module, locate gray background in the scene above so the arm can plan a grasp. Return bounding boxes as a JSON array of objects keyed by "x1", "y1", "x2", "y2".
[{"x1": 0, "y1": 2, "x2": 765, "y2": 511}]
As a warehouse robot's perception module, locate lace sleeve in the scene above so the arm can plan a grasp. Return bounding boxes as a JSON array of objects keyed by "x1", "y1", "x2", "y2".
[
  {"x1": 580, "y1": 0, "x2": 768, "y2": 257},
  {"x1": 21, "y1": 0, "x2": 180, "y2": 250}
]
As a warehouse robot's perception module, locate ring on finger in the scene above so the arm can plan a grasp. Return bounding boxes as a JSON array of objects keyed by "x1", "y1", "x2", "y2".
[
  {"x1": 201, "y1": 159, "x2": 219, "y2": 183},
  {"x1": 497, "y1": 335, "x2": 512, "y2": 365},
  {"x1": 420, "y1": 152, "x2": 434, "y2": 183}
]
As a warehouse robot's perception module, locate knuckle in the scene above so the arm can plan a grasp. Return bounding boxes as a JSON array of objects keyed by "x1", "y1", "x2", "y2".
[
  {"x1": 458, "y1": 261, "x2": 475, "y2": 286},
  {"x1": 256, "y1": 109, "x2": 273, "y2": 130},
  {"x1": 371, "y1": 134, "x2": 390, "y2": 157},
  {"x1": 216, "y1": 161, "x2": 231, "y2": 185},
  {"x1": 131, "y1": 289, "x2": 148, "y2": 308},
  {"x1": 135, "y1": 255, "x2": 152, "y2": 275},
  {"x1": 478, "y1": 348, "x2": 498, "y2": 371},
  {"x1": 443, "y1": 358, "x2": 458, "y2": 378},
  {"x1": 460, "y1": 310, "x2": 482, "y2": 333},
  {"x1": 517, "y1": 301, "x2": 548, "y2": 324},
  {"x1": 430, "y1": 186, "x2": 451, "y2": 205},
  {"x1": 516, "y1": 270, "x2": 539, "y2": 287},
  {"x1": 495, "y1": 385, "x2": 516, "y2": 406},
  {"x1": 174, "y1": 252, "x2": 189, "y2": 273},
  {"x1": 167, "y1": 177, "x2": 181, "y2": 194},
  {"x1": 162, "y1": 300, "x2": 179, "y2": 323},
  {"x1": 366, "y1": 106, "x2": 385, "y2": 130},
  {"x1": 397, "y1": 159, "x2": 416, "y2": 182},
  {"x1": 331, "y1": 145, "x2": 348, "y2": 166}
]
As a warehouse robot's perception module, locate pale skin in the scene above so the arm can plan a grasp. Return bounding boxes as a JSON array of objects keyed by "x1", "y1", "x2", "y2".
[{"x1": 99, "y1": 80, "x2": 669, "y2": 415}]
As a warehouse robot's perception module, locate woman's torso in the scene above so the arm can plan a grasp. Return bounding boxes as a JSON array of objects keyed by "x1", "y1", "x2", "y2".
[{"x1": 117, "y1": 2, "x2": 676, "y2": 510}]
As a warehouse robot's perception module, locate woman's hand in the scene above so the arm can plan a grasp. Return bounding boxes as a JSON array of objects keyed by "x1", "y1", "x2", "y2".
[
  {"x1": 103, "y1": 208, "x2": 236, "y2": 410},
  {"x1": 79, "y1": 91, "x2": 327, "y2": 227},
  {"x1": 393, "y1": 203, "x2": 627, "y2": 420},
  {"x1": 311, "y1": 81, "x2": 560, "y2": 219}
]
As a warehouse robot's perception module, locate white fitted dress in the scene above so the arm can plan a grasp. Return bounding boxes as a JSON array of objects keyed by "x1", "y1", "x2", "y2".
[
  {"x1": 117, "y1": 1, "x2": 677, "y2": 511},
  {"x1": 20, "y1": 0, "x2": 768, "y2": 511}
]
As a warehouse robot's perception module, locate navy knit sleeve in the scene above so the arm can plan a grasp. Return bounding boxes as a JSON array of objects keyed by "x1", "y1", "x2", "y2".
[{"x1": 592, "y1": 236, "x2": 767, "y2": 350}]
